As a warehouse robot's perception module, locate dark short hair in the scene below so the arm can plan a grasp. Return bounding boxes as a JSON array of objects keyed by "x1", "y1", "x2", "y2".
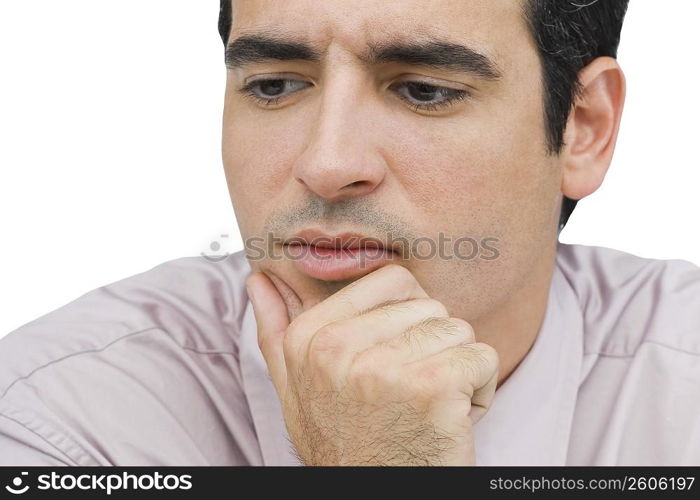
[
  {"x1": 217, "y1": 0, "x2": 629, "y2": 231},
  {"x1": 523, "y1": 0, "x2": 628, "y2": 230}
]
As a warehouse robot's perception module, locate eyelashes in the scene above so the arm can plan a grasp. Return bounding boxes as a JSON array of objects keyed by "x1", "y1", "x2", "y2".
[
  {"x1": 239, "y1": 79, "x2": 312, "y2": 107},
  {"x1": 238, "y1": 78, "x2": 471, "y2": 112},
  {"x1": 390, "y1": 81, "x2": 470, "y2": 112}
]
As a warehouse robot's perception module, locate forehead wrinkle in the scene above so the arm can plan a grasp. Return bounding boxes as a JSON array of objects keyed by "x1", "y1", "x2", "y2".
[{"x1": 229, "y1": 23, "x2": 503, "y2": 79}]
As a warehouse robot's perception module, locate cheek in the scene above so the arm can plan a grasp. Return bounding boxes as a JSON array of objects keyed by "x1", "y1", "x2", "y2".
[
  {"x1": 383, "y1": 108, "x2": 562, "y2": 312},
  {"x1": 223, "y1": 113, "x2": 295, "y2": 194},
  {"x1": 386, "y1": 117, "x2": 553, "y2": 227},
  {"x1": 392, "y1": 68, "x2": 559, "y2": 223},
  {"x1": 387, "y1": 122, "x2": 560, "y2": 319},
  {"x1": 222, "y1": 104, "x2": 308, "y2": 231}
]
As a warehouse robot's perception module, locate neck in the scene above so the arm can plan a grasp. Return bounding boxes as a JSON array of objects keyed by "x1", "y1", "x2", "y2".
[{"x1": 471, "y1": 240, "x2": 559, "y2": 389}]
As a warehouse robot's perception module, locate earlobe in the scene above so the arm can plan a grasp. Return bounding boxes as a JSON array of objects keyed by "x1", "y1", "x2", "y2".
[{"x1": 561, "y1": 57, "x2": 626, "y2": 201}]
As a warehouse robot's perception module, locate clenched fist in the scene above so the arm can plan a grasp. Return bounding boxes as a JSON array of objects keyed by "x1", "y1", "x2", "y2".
[{"x1": 245, "y1": 264, "x2": 499, "y2": 466}]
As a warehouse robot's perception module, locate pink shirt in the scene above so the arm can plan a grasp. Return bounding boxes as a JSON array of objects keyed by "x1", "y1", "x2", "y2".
[{"x1": 1, "y1": 243, "x2": 699, "y2": 465}]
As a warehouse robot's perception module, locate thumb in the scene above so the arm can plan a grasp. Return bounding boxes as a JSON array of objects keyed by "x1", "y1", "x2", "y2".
[{"x1": 246, "y1": 271, "x2": 290, "y2": 395}]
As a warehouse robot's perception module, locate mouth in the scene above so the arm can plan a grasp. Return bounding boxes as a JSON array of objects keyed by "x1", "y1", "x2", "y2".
[{"x1": 282, "y1": 230, "x2": 400, "y2": 281}]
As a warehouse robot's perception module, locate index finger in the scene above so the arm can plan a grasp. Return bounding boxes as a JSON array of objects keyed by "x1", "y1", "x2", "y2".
[{"x1": 290, "y1": 264, "x2": 430, "y2": 338}]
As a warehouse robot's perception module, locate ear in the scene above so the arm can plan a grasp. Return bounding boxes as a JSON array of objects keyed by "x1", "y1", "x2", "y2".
[{"x1": 561, "y1": 56, "x2": 626, "y2": 200}]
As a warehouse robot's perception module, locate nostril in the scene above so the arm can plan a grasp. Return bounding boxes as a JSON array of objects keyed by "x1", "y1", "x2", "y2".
[{"x1": 343, "y1": 180, "x2": 370, "y2": 190}]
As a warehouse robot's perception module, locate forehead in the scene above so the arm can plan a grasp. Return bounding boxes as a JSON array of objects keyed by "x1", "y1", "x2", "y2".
[{"x1": 229, "y1": 0, "x2": 532, "y2": 65}]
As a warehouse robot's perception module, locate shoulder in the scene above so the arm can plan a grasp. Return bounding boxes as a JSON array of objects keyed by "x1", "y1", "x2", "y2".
[
  {"x1": 1, "y1": 250, "x2": 252, "y2": 386},
  {"x1": 556, "y1": 242, "x2": 700, "y2": 357},
  {"x1": 558, "y1": 243, "x2": 700, "y2": 464},
  {"x1": 0, "y1": 250, "x2": 257, "y2": 465}
]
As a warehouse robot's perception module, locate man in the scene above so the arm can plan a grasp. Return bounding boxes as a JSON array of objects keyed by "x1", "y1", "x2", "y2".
[{"x1": 1, "y1": 0, "x2": 698, "y2": 466}]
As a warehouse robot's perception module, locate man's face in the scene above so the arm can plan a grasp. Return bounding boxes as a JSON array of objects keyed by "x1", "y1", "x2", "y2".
[{"x1": 222, "y1": 0, "x2": 563, "y2": 321}]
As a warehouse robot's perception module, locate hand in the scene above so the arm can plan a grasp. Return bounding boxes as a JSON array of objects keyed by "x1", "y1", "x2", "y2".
[{"x1": 245, "y1": 264, "x2": 499, "y2": 466}]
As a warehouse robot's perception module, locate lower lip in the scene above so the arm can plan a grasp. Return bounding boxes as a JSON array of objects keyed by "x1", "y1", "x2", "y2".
[{"x1": 285, "y1": 244, "x2": 398, "y2": 281}]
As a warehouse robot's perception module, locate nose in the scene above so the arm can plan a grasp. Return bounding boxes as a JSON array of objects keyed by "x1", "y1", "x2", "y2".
[{"x1": 292, "y1": 80, "x2": 387, "y2": 201}]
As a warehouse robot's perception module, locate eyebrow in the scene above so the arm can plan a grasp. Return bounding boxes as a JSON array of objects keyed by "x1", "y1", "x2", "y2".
[
  {"x1": 225, "y1": 33, "x2": 502, "y2": 80},
  {"x1": 366, "y1": 39, "x2": 501, "y2": 80},
  {"x1": 225, "y1": 34, "x2": 321, "y2": 68}
]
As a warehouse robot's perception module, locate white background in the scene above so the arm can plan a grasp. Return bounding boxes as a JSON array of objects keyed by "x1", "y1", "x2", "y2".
[{"x1": 1, "y1": 1, "x2": 699, "y2": 338}]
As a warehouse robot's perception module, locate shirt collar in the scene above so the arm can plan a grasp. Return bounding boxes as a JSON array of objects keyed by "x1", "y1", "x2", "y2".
[{"x1": 239, "y1": 260, "x2": 584, "y2": 466}]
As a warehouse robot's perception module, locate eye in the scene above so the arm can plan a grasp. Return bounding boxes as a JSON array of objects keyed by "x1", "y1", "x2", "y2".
[
  {"x1": 391, "y1": 81, "x2": 470, "y2": 112},
  {"x1": 240, "y1": 78, "x2": 312, "y2": 106}
]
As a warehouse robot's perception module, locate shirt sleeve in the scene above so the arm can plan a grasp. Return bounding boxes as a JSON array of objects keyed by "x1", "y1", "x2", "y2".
[
  {"x1": 0, "y1": 413, "x2": 79, "y2": 466},
  {"x1": 0, "y1": 254, "x2": 260, "y2": 466}
]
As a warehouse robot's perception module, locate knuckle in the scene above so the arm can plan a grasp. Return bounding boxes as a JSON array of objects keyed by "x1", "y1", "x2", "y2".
[
  {"x1": 398, "y1": 317, "x2": 460, "y2": 353},
  {"x1": 422, "y1": 317, "x2": 460, "y2": 337},
  {"x1": 450, "y1": 318, "x2": 476, "y2": 343},
  {"x1": 400, "y1": 319, "x2": 439, "y2": 350},
  {"x1": 449, "y1": 343, "x2": 498, "y2": 379},
  {"x1": 308, "y1": 323, "x2": 346, "y2": 363},
  {"x1": 401, "y1": 320, "x2": 427, "y2": 345},
  {"x1": 448, "y1": 351, "x2": 477, "y2": 377},
  {"x1": 401, "y1": 342, "x2": 497, "y2": 399},
  {"x1": 474, "y1": 342, "x2": 500, "y2": 369},
  {"x1": 350, "y1": 350, "x2": 402, "y2": 394}
]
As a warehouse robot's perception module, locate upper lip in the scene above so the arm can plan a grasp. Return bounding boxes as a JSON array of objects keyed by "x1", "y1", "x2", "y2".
[{"x1": 284, "y1": 229, "x2": 395, "y2": 253}]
